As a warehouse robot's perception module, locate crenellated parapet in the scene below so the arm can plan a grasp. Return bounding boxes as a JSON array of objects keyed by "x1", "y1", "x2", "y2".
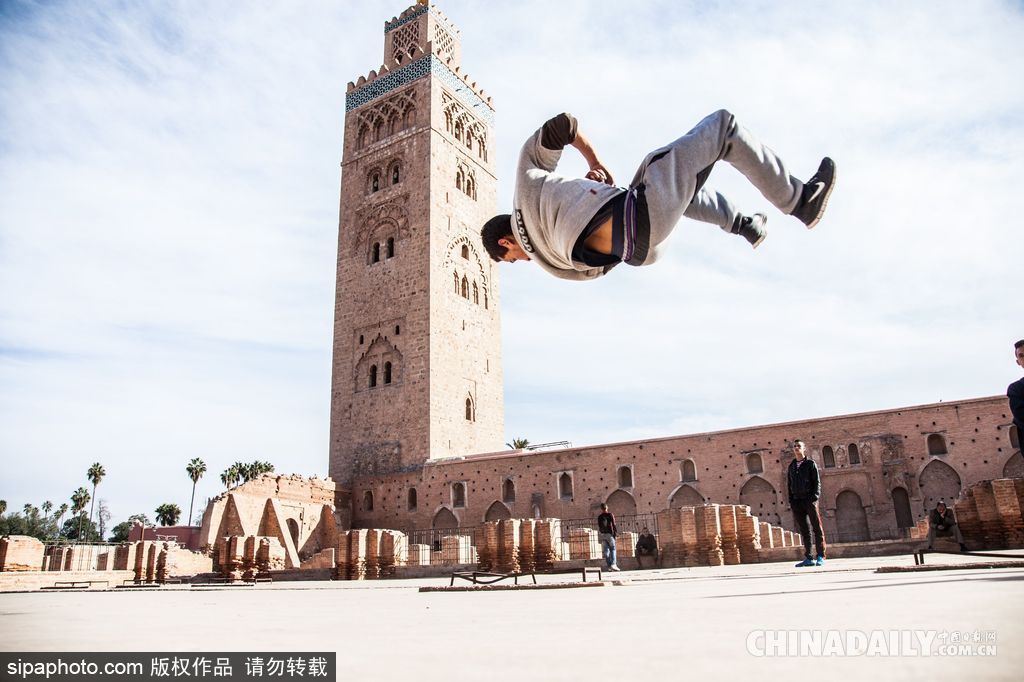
[
  {"x1": 346, "y1": 53, "x2": 494, "y2": 124},
  {"x1": 346, "y1": 2, "x2": 493, "y2": 124}
]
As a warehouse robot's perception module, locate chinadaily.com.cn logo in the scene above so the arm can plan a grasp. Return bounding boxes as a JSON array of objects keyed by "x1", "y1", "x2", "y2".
[{"x1": 746, "y1": 629, "x2": 997, "y2": 657}]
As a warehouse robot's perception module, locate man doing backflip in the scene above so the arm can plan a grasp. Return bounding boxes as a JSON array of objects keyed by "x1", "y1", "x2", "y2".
[{"x1": 481, "y1": 109, "x2": 835, "y2": 278}]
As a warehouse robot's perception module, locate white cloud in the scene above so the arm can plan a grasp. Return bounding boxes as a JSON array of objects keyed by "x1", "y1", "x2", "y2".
[{"x1": 1, "y1": 0, "x2": 1021, "y2": 525}]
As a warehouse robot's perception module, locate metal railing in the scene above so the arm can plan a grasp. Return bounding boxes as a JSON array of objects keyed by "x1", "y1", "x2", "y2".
[{"x1": 41, "y1": 541, "x2": 122, "y2": 572}]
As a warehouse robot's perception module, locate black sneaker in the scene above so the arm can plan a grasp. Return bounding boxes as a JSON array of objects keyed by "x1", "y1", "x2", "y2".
[
  {"x1": 792, "y1": 157, "x2": 836, "y2": 229},
  {"x1": 731, "y1": 213, "x2": 767, "y2": 249}
]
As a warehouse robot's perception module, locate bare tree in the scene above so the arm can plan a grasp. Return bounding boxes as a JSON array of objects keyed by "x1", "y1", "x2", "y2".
[{"x1": 97, "y1": 499, "x2": 112, "y2": 540}]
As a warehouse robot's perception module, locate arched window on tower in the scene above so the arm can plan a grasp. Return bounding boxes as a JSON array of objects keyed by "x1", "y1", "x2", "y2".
[
  {"x1": 455, "y1": 170, "x2": 463, "y2": 192},
  {"x1": 461, "y1": 277, "x2": 469, "y2": 299},
  {"x1": 822, "y1": 445, "x2": 836, "y2": 468},
  {"x1": 444, "y1": 111, "x2": 453, "y2": 134},
  {"x1": 848, "y1": 443, "x2": 861, "y2": 465},
  {"x1": 371, "y1": 173, "x2": 380, "y2": 193},
  {"x1": 454, "y1": 119, "x2": 464, "y2": 142},
  {"x1": 383, "y1": 362, "x2": 392, "y2": 385},
  {"x1": 617, "y1": 466, "x2": 633, "y2": 488},
  {"x1": 464, "y1": 397, "x2": 474, "y2": 422},
  {"x1": 403, "y1": 106, "x2": 415, "y2": 129},
  {"x1": 373, "y1": 119, "x2": 384, "y2": 142},
  {"x1": 387, "y1": 237, "x2": 395, "y2": 258},
  {"x1": 466, "y1": 176, "x2": 475, "y2": 200},
  {"x1": 479, "y1": 138, "x2": 487, "y2": 161},
  {"x1": 472, "y1": 282, "x2": 479, "y2": 305},
  {"x1": 369, "y1": 365, "x2": 378, "y2": 388},
  {"x1": 461, "y1": 244, "x2": 469, "y2": 260},
  {"x1": 502, "y1": 478, "x2": 515, "y2": 503},
  {"x1": 372, "y1": 243, "x2": 381, "y2": 264},
  {"x1": 391, "y1": 164, "x2": 400, "y2": 185},
  {"x1": 453, "y1": 271, "x2": 459, "y2": 294}
]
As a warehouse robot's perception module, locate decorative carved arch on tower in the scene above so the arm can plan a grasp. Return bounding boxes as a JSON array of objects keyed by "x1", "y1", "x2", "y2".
[
  {"x1": 354, "y1": 334, "x2": 404, "y2": 393},
  {"x1": 353, "y1": 196, "x2": 411, "y2": 259},
  {"x1": 353, "y1": 88, "x2": 418, "y2": 150},
  {"x1": 444, "y1": 235, "x2": 490, "y2": 305}
]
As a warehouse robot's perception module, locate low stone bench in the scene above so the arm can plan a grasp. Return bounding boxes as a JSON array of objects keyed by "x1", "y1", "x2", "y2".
[
  {"x1": 43, "y1": 580, "x2": 108, "y2": 590},
  {"x1": 450, "y1": 571, "x2": 536, "y2": 586}
]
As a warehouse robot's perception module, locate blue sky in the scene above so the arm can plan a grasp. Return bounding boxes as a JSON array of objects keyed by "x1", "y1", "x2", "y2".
[{"x1": 1, "y1": 0, "x2": 1021, "y2": 528}]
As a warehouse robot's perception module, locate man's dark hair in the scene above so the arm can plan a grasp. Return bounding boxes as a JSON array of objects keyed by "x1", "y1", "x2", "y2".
[
  {"x1": 1015, "y1": 339, "x2": 1024, "y2": 350},
  {"x1": 481, "y1": 214, "x2": 513, "y2": 262}
]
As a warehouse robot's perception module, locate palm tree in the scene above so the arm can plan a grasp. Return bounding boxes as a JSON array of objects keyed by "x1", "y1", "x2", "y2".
[
  {"x1": 86, "y1": 462, "x2": 106, "y2": 532},
  {"x1": 506, "y1": 438, "x2": 530, "y2": 450},
  {"x1": 233, "y1": 461, "x2": 250, "y2": 483},
  {"x1": 71, "y1": 487, "x2": 90, "y2": 539},
  {"x1": 250, "y1": 460, "x2": 274, "y2": 479},
  {"x1": 154, "y1": 503, "x2": 181, "y2": 526},
  {"x1": 41, "y1": 500, "x2": 54, "y2": 538},
  {"x1": 186, "y1": 458, "x2": 207, "y2": 527},
  {"x1": 220, "y1": 464, "x2": 240, "y2": 489},
  {"x1": 55, "y1": 503, "x2": 68, "y2": 536}
]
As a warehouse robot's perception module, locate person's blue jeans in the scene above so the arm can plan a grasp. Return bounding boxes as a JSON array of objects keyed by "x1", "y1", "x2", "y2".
[{"x1": 599, "y1": 532, "x2": 617, "y2": 568}]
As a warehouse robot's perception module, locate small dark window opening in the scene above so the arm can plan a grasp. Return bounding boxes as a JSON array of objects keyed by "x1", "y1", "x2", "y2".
[
  {"x1": 848, "y1": 443, "x2": 861, "y2": 465},
  {"x1": 461, "y1": 245, "x2": 469, "y2": 259},
  {"x1": 746, "y1": 453, "x2": 763, "y2": 474},
  {"x1": 927, "y1": 434, "x2": 948, "y2": 456},
  {"x1": 363, "y1": 491, "x2": 374, "y2": 511},
  {"x1": 391, "y1": 165, "x2": 400, "y2": 184},
  {"x1": 558, "y1": 473, "x2": 573, "y2": 500},
  {"x1": 372, "y1": 243, "x2": 381, "y2": 263},
  {"x1": 822, "y1": 445, "x2": 836, "y2": 468},
  {"x1": 682, "y1": 460, "x2": 697, "y2": 482},
  {"x1": 387, "y1": 237, "x2": 395, "y2": 258},
  {"x1": 371, "y1": 174, "x2": 380, "y2": 192},
  {"x1": 502, "y1": 479, "x2": 515, "y2": 503},
  {"x1": 369, "y1": 365, "x2": 378, "y2": 388},
  {"x1": 384, "y1": 362, "x2": 392, "y2": 384},
  {"x1": 407, "y1": 488, "x2": 417, "y2": 511},
  {"x1": 452, "y1": 482, "x2": 466, "y2": 508},
  {"x1": 395, "y1": 325, "x2": 400, "y2": 335}
]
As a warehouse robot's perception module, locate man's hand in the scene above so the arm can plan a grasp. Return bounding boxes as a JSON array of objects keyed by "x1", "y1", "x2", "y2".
[
  {"x1": 571, "y1": 128, "x2": 615, "y2": 185},
  {"x1": 585, "y1": 163, "x2": 614, "y2": 185}
]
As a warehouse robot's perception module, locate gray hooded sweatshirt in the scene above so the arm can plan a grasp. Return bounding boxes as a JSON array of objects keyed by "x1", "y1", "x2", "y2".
[{"x1": 510, "y1": 113, "x2": 623, "y2": 281}]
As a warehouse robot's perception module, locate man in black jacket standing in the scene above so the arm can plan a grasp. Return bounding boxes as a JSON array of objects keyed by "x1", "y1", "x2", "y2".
[
  {"x1": 1008, "y1": 340, "x2": 1024, "y2": 438},
  {"x1": 787, "y1": 440, "x2": 826, "y2": 567}
]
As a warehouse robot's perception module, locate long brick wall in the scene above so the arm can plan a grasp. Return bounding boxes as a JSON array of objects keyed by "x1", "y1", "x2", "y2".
[{"x1": 350, "y1": 396, "x2": 1019, "y2": 544}]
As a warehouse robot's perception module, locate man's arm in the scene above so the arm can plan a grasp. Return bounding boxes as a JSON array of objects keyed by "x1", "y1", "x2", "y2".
[
  {"x1": 810, "y1": 461, "x2": 821, "y2": 501},
  {"x1": 570, "y1": 130, "x2": 615, "y2": 186},
  {"x1": 1008, "y1": 380, "x2": 1024, "y2": 427}
]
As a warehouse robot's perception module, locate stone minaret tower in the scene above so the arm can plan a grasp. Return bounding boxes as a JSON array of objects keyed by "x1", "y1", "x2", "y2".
[{"x1": 329, "y1": 2, "x2": 503, "y2": 485}]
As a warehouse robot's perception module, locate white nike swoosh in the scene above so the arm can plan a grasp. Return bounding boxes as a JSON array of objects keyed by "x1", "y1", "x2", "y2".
[{"x1": 807, "y1": 181, "x2": 825, "y2": 203}]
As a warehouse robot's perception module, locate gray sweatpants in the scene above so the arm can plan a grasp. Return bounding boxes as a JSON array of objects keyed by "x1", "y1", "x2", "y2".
[{"x1": 628, "y1": 109, "x2": 804, "y2": 264}]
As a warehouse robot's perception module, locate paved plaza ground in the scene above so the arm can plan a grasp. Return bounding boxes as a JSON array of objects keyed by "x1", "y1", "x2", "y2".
[{"x1": 2, "y1": 553, "x2": 1022, "y2": 681}]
